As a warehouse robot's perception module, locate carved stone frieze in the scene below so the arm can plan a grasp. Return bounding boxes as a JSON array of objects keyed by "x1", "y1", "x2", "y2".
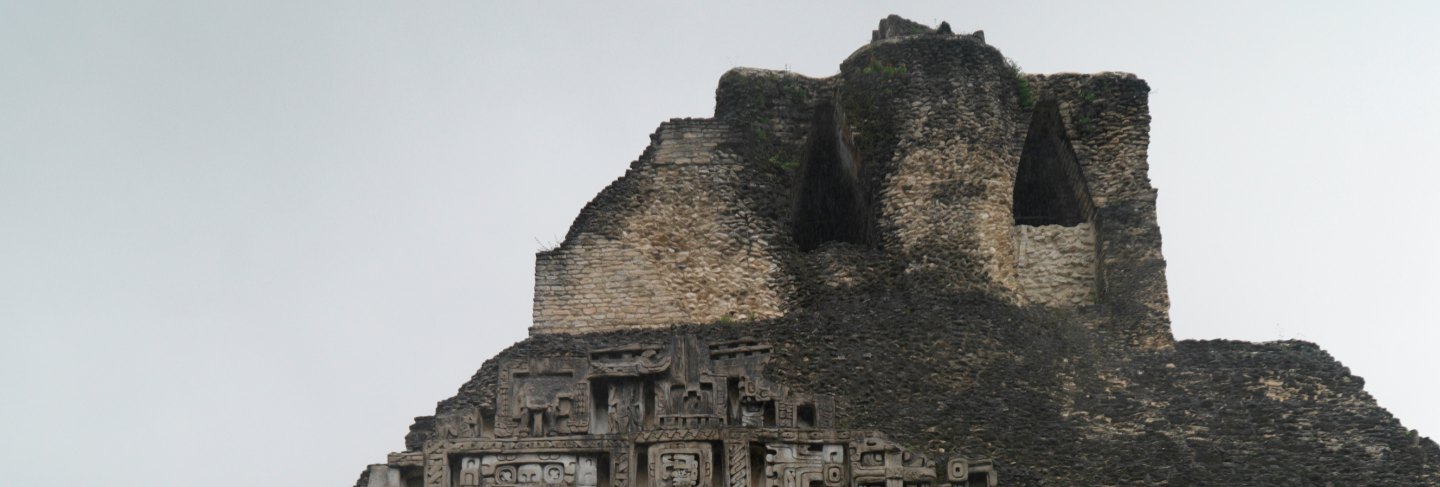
[
  {"x1": 390, "y1": 337, "x2": 995, "y2": 487},
  {"x1": 438, "y1": 407, "x2": 480, "y2": 440},
  {"x1": 763, "y1": 443, "x2": 845, "y2": 487},
  {"x1": 724, "y1": 441, "x2": 749, "y2": 487},
  {"x1": 648, "y1": 442, "x2": 714, "y2": 487},
  {"x1": 590, "y1": 344, "x2": 671, "y2": 378},
  {"x1": 850, "y1": 437, "x2": 936, "y2": 487},
  {"x1": 462, "y1": 453, "x2": 601, "y2": 487},
  {"x1": 495, "y1": 359, "x2": 591, "y2": 438},
  {"x1": 945, "y1": 458, "x2": 995, "y2": 487}
]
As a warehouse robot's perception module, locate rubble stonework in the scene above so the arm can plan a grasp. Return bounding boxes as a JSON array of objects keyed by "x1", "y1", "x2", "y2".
[
  {"x1": 356, "y1": 16, "x2": 1440, "y2": 487},
  {"x1": 1013, "y1": 224, "x2": 1096, "y2": 307}
]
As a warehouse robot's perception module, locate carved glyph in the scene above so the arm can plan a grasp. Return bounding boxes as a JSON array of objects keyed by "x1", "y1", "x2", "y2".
[
  {"x1": 763, "y1": 443, "x2": 845, "y2": 487},
  {"x1": 648, "y1": 442, "x2": 714, "y2": 487}
]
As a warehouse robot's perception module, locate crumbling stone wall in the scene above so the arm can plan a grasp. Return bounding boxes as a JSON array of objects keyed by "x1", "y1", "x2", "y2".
[
  {"x1": 1013, "y1": 223, "x2": 1096, "y2": 307},
  {"x1": 531, "y1": 119, "x2": 794, "y2": 333},
  {"x1": 838, "y1": 31, "x2": 1028, "y2": 299},
  {"x1": 1027, "y1": 74, "x2": 1170, "y2": 348},
  {"x1": 531, "y1": 20, "x2": 1168, "y2": 349}
]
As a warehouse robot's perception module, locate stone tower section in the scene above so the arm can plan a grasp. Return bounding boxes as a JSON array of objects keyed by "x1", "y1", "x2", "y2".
[
  {"x1": 838, "y1": 26, "x2": 1031, "y2": 298},
  {"x1": 531, "y1": 17, "x2": 1170, "y2": 347}
]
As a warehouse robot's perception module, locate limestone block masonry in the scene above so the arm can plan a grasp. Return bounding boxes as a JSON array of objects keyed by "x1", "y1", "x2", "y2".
[
  {"x1": 356, "y1": 15, "x2": 1439, "y2": 487},
  {"x1": 532, "y1": 119, "x2": 792, "y2": 333},
  {"x1": 1013, "y1": 224, "x2": 1096, "y2": 308}
]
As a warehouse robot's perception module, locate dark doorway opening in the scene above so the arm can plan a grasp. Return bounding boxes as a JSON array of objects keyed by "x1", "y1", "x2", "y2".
[
  {"x1": 1013, "y1": 99, "x2": 1095, "y2": 226},
  {"x1": 793, "y1": 103, "x2": 872, "y2": 250}
]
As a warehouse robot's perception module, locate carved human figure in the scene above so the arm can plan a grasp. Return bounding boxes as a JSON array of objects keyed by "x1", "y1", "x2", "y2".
[
  {"x1": 577, "y1": 457, "x2": 599, "y2": 487},
  {"x1": 607, "y1": 382, "x2": 643, "y2": 433},
  {"x1": 518, "y1": 383, "x2": 549, "y2": 437},
  {"x1": 608, "y1": 385, "x2": 629, "y2": 433},
  {"x1": 460, "y1": 457, "x2": 482, "y2": 487}
]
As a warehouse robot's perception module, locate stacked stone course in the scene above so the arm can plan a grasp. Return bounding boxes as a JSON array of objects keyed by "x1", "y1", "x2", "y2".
[
  {"x1": 1013, "y1": 223, "x2": 1097, "y2": 308},
  {"x1": 532, "y1": 119, "x2": 794, "y2": 333}
]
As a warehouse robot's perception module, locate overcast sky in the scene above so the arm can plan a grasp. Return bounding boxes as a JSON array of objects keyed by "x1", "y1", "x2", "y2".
[{"x1": 2, "y1": 1, "x2": 1436, "y2": 486}]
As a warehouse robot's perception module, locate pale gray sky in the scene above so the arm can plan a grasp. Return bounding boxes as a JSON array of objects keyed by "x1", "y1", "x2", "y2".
[{"x1": 1, "y1": 1, "x2": 1436, "y2": 485}]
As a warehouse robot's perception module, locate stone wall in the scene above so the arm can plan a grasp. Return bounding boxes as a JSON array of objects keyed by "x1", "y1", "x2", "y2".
[
  {"x1": 531, "y1": 25, "x2": 1170, "y2": 346},
  {"x1": 1013, "y1": 223, "x2": 1096, "y2": 307},
  {"x1": 531, "y1": 119, "x2": 793, "y2": 333},
  {"x1": 389, "y1": 296, "x2": 1440, "y2": 487},
  {"x1": 838, "y1": 32, "x2": 1028, "y2": 299},
  {"x1": 1027, "y1": 74, "x2": 1171, "y2": 348}
]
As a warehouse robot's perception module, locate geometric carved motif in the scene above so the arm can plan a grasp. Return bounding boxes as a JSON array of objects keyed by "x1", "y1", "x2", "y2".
[
  {"x1": 850, "y1": 437, "x2": 937, "y2": 487},
  {"x1": 763, "y1": 443, "x2": 844, "y2": 487},
  {"x1": 945, "y1": 457, "x2": 995, "y2": 487},
  {"x1": 495, "y1": 359, "x2": 591, "y2": 438},
  {"x1": 455, "y1": 454, "x2": 600, "y2": 487},
  {"x1": 388, "y1": 336, "x2": 997, "y2": 487},
  {"x1": 647, "y1": 442, "x2": 713, "y2": 487},
  {"x1": 725, "y1": 442, "x2": 749, "y2": 487}
]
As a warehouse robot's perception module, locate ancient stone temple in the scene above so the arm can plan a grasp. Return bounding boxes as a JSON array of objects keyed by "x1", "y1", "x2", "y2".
[{"x1": 356, "y1": 16, "x2": 1439, "y2": 486}]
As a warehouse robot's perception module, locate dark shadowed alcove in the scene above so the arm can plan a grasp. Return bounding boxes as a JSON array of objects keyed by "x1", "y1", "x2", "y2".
[
  {"x1": 1013, "y1": 99, "x2": 1095, "y2": 226},
  {"x1": 792, "y1": 103, "x2": 872, "y2": 251}
]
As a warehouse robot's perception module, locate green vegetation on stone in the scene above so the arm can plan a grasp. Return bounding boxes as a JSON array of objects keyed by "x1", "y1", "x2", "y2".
[
  {"x1": 1005, "y1": 58, "x2": 1034, "y2": 109},
  {"x1": 862, "y1": 58, "x2": 908, "y2": 77}
]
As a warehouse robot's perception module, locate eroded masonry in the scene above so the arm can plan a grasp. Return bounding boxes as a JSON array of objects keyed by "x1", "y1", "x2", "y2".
[
  {"x1": 368, "y1": 336, "x2": 994, "y2": 487},
  {"x1": 358, "y1": 15, "x2": 1439, "y2": 487}
]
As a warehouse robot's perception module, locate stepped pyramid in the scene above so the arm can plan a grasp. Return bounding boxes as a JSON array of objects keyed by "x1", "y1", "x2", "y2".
[{"x1": 356, "y1": 16, "x2": 1438, "y2": 487}]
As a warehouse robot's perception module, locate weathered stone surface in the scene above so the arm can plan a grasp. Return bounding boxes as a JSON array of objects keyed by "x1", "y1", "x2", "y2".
[
  {"x1": 355, "y1": 15, "x2": 1438, "y2": 487},
  {"x1": 1013, "y1": 223, "x2": 1096, "y2": 307}
]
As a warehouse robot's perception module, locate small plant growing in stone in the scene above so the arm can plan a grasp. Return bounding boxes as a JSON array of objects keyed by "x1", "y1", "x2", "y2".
[
  {"x1": 862, "y1": 58, "x2": 908, "y2": 77},
  {"x1": 1077, "y1": 115, "x2": 1095, "y2": 136},
  {"x1": 752, "y1": 119, "x2": 769, "y2": 141},
  {"x1": 768, "y1": 153, "x2": 798, "y2": 171},
  {"x1": 786, "y1": 82, "x2": 807, "y2": 103},
  {"x1": 1005, "y1": 58, "x2": 1034, "y2": 109}
]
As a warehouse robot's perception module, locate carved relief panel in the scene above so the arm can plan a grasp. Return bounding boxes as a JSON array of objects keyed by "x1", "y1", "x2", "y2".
[
  {"x1": 456, "y1": 453, "x2": 600, "y2": 487},
  {"x1": 403, "y1": 338, "x2": 996, "y2": 487},
  {"x1": 647, "y1": 442, "x2": 714, "y2": 487},
  {"x1": 438, "y1": 408, "x2": 481, "y2": 440},
  {"x1": 850, "y1": 438, "x2": 935, "y2": 487},
  {"x1": 763, "y1": 443, "x2": 845, "y2": 487},
  {"x1": 496, "y1": 359, "x2": 591, "y2": 438}
]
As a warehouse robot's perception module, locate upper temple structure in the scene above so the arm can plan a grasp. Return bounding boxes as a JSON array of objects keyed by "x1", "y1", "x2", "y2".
[{"x1": 356, "y1": 16, "x2": 1439, "y2": 487}]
